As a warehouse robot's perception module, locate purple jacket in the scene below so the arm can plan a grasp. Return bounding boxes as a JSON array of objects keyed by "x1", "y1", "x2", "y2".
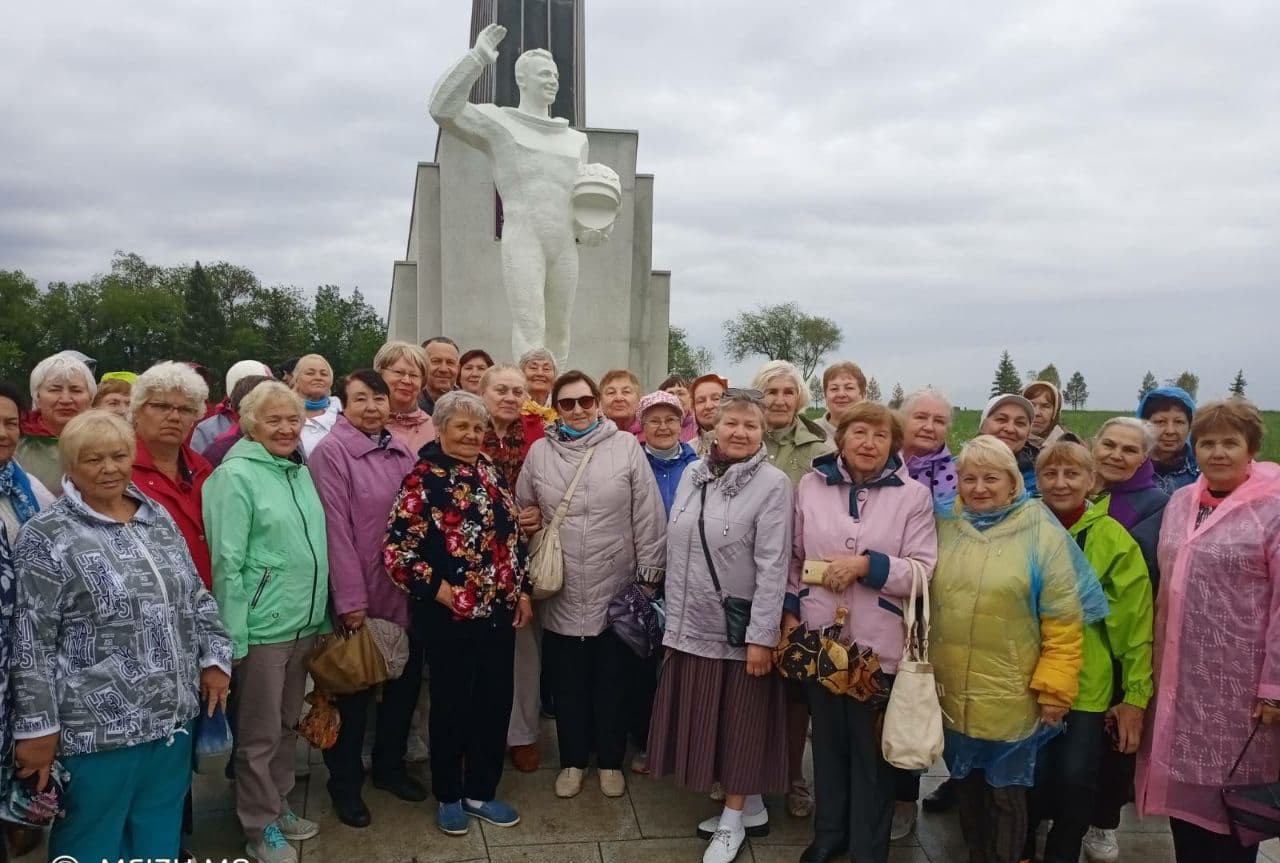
[
  {"x1": 308, "y1": 417, "x2": 416, "y2": 628},
  {"x1": 786, "y1": 454, "x2": 938, "y2": 674}
]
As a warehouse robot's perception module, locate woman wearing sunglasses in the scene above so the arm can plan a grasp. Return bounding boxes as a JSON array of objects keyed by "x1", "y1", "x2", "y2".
[{"x1": 515, "y1": 371, "x2": 667, "y2": 801}]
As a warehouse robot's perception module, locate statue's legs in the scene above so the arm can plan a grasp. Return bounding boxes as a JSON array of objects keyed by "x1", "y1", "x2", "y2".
[
  {"x1": 501, "y1": 220, "x2": 548, "y2": 362},
  {"x1": 543, "y1": 236, "x2": 579, "y2": 369}
]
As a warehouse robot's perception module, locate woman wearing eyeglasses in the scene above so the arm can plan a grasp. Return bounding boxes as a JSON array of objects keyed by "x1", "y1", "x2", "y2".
[{"x1": 515, "y1": 371, "x2": 667, "y2": 800}]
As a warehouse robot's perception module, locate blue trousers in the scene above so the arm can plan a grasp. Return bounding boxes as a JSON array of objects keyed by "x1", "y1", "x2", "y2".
[{"x1": 49, "y1": 723, "x2": 194, "y2": 863}]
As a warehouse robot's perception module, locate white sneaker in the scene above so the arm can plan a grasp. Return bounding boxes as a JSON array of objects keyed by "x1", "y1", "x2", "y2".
[
  {"x1": 890, "y1": 800, "x2": 918, "y2": 841},
  {"x1": 702, "y1": 826, "x2": 746, "y2": 863},
  {"x1": 276, "y1": 808, "x2": 319, "y2": 841},
  {"x1": 246, "y1": 825, "x2": 298, "y2": 863},
  {"x1": 1082, "y1": 826, "x2": 1120, "y2": 863},
  {"x1": 697, "y1": 809, "x2": 769, "y2": 838},
  {"x1": 555, "y1": 767, "x2": 585, "y2": 798}
]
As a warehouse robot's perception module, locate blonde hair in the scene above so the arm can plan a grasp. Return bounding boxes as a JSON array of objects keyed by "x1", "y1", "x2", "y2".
[
  {"x1": 1191, "y1": 398, "x2": 1265, "y2": 454},
  {"x1": 374, "y1": 341, "x2": 429, "y2": 378},
  {"x1": 59, "y1": 409, "x2": 135, "y2": 469},
  {"x1": 1035, "y1": 440, "x2": 1095, "y2": 475},
  {"x1": 479, "y1": 363, "x2": 525, "y2": 393},
  {"x1": 955, "y1": 435, "x2": 1025, "y2": 500},
  {"x1": 238, "y1": 382, "x2": 304, "y2": 438},
  {"x1": 92, "y1": 378, "x2": 132, "y2": 407},
  {"x1": 751, "y1": 360, "x2": 812, "y2": 407}
]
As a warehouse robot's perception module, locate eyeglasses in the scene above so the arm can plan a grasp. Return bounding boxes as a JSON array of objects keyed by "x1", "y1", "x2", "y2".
[
  {"x1": 144, "y1": 401, "x2": 199, "y2": 418},
  {"x1": 556, "y1": 395, "x2": 598, "y2": 413},
  {"x1": 643, "y1": 416, "x2": 681, "y2": 428},
  {"x1": 722, "y1": 388, "x2": 764, "y2": 403},
  {"x1": 382, "y1": 368, "x2": 423, "y2": 382}
]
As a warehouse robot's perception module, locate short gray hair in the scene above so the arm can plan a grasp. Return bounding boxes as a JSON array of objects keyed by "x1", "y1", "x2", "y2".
[
  {"x1": 238, "y1": 381, "x2": 304, "y2": 439},
  {"x1": 1097, "y1": 416, "x2": 1157, "y2": 456},
  {"x1": 30, "y1": 352, "x2": 97, "y2": 401},
  {"x1": 60, "y1": 409, "x2": 135, "y2": 470},
  {"x1": 901, "y1": 387, "x2": 953, "y2": 420},
  {"x1": 131, "y1": 361, "x2": 210, "y2": 419},
  {"x1": 433, "y1": 390, "x2": 490, "y2": 430},
  {"x1": 750, "y1": 360, "x2": 812, "y2": 407},
  {"x1": 518, "y1": 347, "x2": 557, "y2": 370},
  {"x1": 714, "y1": 391, "x2": 767, "y2": 426}
]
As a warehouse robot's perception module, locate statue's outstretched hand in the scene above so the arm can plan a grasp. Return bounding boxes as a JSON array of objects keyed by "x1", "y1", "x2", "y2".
[{"x1": 473, "y1": 23, "x2": 506, "y2": 65}]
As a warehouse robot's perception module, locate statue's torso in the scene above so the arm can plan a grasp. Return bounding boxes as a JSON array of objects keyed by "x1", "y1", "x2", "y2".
[{"x1": 474, "y1": 104, "x2": 585, "y2": 220}]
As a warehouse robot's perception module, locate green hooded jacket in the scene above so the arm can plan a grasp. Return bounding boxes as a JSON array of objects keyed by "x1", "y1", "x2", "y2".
[
  {"x1": 1070, "y1": 501, "x2": 1155, "y2": 712},
  {"x1": 203, "y1": 438, "x2": 332, "y2": 659},
  {"x1": 764, "y1": 415, "x2": 834, "y2": 486}
]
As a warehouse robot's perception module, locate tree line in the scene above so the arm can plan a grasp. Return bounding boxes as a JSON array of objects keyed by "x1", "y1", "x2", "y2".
[{"x1": 0, "y1": 252, "x2": 386, "y2": 397}]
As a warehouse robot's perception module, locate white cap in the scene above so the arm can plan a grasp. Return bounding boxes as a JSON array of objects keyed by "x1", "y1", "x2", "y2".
[{"x1": 225, "y1": 360, "x2": 271, "y2": 396}]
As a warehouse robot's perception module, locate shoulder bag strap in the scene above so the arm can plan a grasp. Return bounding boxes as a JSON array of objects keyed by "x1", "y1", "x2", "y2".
[
  {"x1": 900, "y1": 558, "x2": 920, "y2": 662},
  {"x1": 1227, "y1": 720, "x2": 1264, "y2": 780},
  {"x1": 915, "y1": 558, "x2": 932, "y2": 661},
  {"x1": 697, "y1": 483, "x2": 726, "y2": 602},
  {"x1": 547, "y1": 447, "x2": 595, "y2": 534}
]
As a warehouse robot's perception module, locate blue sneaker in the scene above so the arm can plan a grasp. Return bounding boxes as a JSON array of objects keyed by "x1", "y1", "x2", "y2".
[
  {"x1": 437, "y1": 801, "x2": 470, "y2": 836},
  {"x1": 462, "y1": 798, "x2": 521, "y2": 828}
]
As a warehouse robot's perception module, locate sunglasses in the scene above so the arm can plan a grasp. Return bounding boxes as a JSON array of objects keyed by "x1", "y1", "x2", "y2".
[
  {"x1": 722, "y1": 388, "x2": 764, "y2": 402},
  {"x1": 556, "y1": 395, "x2": 598, "y2": 413}
]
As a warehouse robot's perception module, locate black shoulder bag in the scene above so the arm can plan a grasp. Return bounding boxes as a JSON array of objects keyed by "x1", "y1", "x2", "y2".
[{"x1": 698, "y1": 483, "x2": 753, "y2": 647}]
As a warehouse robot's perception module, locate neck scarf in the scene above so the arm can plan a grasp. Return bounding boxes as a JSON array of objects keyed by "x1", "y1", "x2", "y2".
[
  {"x1": 304, "y1": 396, "x2": 330, "y2": 411},
  {"x1": 1106, "y1": 459, "x2": 1158, "y2": 529},
  {"x1": 706, "y1": 444, "x2": 750, "y2": 478},
  {"x1": 962, "y1": 492, "x2": 1029, "y2": 532},
  {"x1": 558, "y1": 417, "x2": 601, "y2": 440},
  {"x1": 483, "y1": 419, "x2": 527, "y2": 488},
  {"x1": 645, "y1": 442, "x2": 682, "y2": 461},
  {"x1": 19, "y1": 411, "x2": 59, "y2": 439},
  {"x1": 0, "y1": 460, "x2": 39, "y2": 525},
  {"x1": 389, "y1": 408, "x2": 429, "y2": 428}
]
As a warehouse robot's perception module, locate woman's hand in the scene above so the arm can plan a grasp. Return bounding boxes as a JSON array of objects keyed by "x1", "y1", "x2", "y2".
[
  {"x1": 1040, "y1": 704, "x2": 1068, "y2": 726},
  {"x1": 436, "y1": 582, "x2": 455, "y2": 608},
  {"x1": 745, "y1": 644, "x2": 773, "y2": 677},
  {"x1": 201, "y1": 666, "x2": 232, "y2": 717},
  {"x1": 781, "y1": 612, "x2": 802, "y2": 639},
  {"x1": 340, "y1": 609, "x2": 367, "y2": 632},
  {"x1": 1108, "y1": 703, "x2": 1145, "y2": 754},
  {"x1": 1253, "y1": 700, "x2": 1280, "y2": 725},
  {"x1": 14, "y1": 733, "x2": 59, "y2": 792},
  {"x1": 822, "y1": 556, "x2": 869, "y2": 592},
  {"x1": 518, "y1": 506, "x2": 542, "y2": 537},
  {"x1": 513, "y1": 594, "x2": 534, "y2": 629}
]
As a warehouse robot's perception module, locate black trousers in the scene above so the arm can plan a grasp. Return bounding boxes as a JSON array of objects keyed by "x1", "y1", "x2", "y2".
[
  {"x1": 322, "y1": 633, "x2": 425, "y2": 797},
  {"x1": 425, "y1": 625, "x2": 515, "y2": 803},
  {"x1": 623, "y1": 648, "x2": 659, "y2": 752},
  {"x1": 955, "y1": 771, "x2": 1028, "y2": 863},
  {"x1": 1024, "y1": 710, "x2": 1106, "y2": 863},
  {"x1": 894, "y1": 767, "x2": 921, "y2": 803},
  {"x1": 542, "y1": 629, "x2": 628, "y2": 770},
  {"x1": 1170, "y1": 818, "x2": 1258, "y2": 863},
  {"x1": 807, "y1": 683, "x2": 895, "y2": 863}
]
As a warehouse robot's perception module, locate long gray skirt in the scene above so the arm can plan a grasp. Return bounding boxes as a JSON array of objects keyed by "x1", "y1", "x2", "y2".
[{"x1": 646, "y1": 649, "x2": 789, "y2": 795}]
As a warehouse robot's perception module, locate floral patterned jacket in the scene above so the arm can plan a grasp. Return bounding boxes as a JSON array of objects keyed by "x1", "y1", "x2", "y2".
[{"x1": 383, "y1": 442, "x2": 529, "y2": 630}]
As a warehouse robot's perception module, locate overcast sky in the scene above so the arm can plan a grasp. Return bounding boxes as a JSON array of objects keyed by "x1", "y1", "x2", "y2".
[{"x1": 2, "y1": 1, "x2": 1276, "y2": 408}]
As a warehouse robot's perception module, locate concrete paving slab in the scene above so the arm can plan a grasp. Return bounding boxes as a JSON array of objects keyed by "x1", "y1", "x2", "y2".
[
  {"x1": 480, "y1": 768, "x2": 642, "y2": 847},
  {"x1": 600, "y1": 837, "x2": 752, "y2": 863},
  {"x1": 487, "y1": 841, "x2": 604, "y2": 863}
]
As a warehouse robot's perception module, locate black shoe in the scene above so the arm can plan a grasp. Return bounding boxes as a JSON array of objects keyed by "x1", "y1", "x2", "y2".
[
  {"x1": 921, "y1": 777, "x2": 958, "y2": 814},
  {"x1": 372, "y1": 772, "x2": 429, "y2": 802},
  {"x1": 799, "y1": 843, "x2": 845, "y2": 863},
  {"x1": 330, "y1": 792, "x2": 372, "y2": 828}
]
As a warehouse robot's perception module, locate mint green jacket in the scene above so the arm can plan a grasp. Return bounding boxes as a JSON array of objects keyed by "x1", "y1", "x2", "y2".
[
  {"x1": 203, "y1": 439, "x2": 331, "y2": 659},
  {"x1": 1071, "y1": 502, "x2": 1155, "y2": 712}
]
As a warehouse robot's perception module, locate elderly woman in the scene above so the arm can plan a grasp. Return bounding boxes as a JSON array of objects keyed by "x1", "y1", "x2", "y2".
[
  {"x1": 658, "y1": 374, "x2": 699, "y2": 443},
  {"x1": 1136, "y1": 400, "x2": 1280, "y2": 863},
  {"x1": 385, "y1": 390, "x2": 531, "y2": 836},
  {"x1": 292, "y1": 353, "x2": 341, "y2": 455},
  {"x1": 1023, "y1": 381, "x2": 1078, "y2": 447},
  {"x1": 192, "y1": 359, "x2": 272, "y2": 454},
  {"x1": 601, "y1": 369, "x2": 643, "y2": 435},
  {"x1": 901, "y1": 387, "x2": 959, "y2": 510},
  {"x1": 204, "y1": 382, "x2": 331, "y2": 863},
  {"x1": 458, "y1": 348, "x2": 494, "y2": 395},
  {"x1": 815, "y1": 360, "x2": 866, "y2": 438},
  {"x1": 1137, "y1": 386, "x2": 1200, "y2": 494},
  {"x1": 517, "y1": 371, "x2": 666, "y2": 800},
  {"x1": 374, "y1": 340, "x2": 437, "y2": 454},
  {"x1": 646, "y1": 388, "x2": 791, "y2": 863},
  {"x1": 92, "y1": 374, "x2": 134, "y2": 417},
  {"x1": 477, "y1": 364, "x2": 548, "y2": 773},
  {"x1": 519, "y1": 347, "x2": 558, "y2": 415},
  {"x1": 1026, "y1": 441, "x2": 1153, "y2": 863},
  {"x1": 752, "y1": 359, "x2": 833, "y2": 816},
  {"x1": 15, "y1": 351, "x2": 96, "y2": 491},
  {"x1": 202, "y1": 374, "x2": 273, "y2": 468},
  {"x1": 11, "y1": 410, "x2": 231, "y2": 862},
  {"x1": 784, "y1": 401, "x2": 937, "y2": 863},
  {"x1": 0, "y1": 382, "x2": 54, "y2": 538},
  {"x1": 931, "y1": 436, "x2": 1105, "y2": 863},
  {"x1": 309, "y1": 370, "x2": 422, "y2": 828},
  {"x1": 978, "y1": 393, "x2": 1039, "y2": 495},
  {"x1": 690, "y1": 373, "x2": 728, "y2": 457}
]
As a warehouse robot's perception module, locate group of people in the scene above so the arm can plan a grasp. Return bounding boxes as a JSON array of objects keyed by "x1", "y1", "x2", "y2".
[{"x1": 0, "y1": 338, "x2": 1274, "y2": 863}]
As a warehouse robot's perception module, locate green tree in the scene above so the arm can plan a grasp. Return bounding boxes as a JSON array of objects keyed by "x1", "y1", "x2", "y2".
[
  {"x1": 990, "y1": 350, "x2": 1021, "y2": 396},
  {"x1": 865, "y1": 377, "x2": 882, "y2": 403},
  {"x1": 722, "y1": 302, "x2": 842, "y2": 381},
  {"x1": 667, "y1": 326, "x2": 714, "y2": 379},
  {"x1": 0, "y1": 270, "x2": 41, "y2": 381},
  {"x1": 888, "y1": 382, "x2": 905, "y2": 409},
  {"x1": 1063, "y1": 371, "x2": 1089, "y2": 409},
  {"x1": 1168, "y1": 371, "x2": 1199, "y2": 400},
  {"x1": 1139, "y1": 371, "x2": 1158, "y2": 401},
  {"x1": 1035, "y1": 364, "x2": 1061, "y2": 389},
  {"x1": 1230, "y1": 370, "x2": 1247, "y2": 397}
]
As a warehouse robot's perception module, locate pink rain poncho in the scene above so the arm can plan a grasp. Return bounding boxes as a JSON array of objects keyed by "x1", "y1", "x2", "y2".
[{"x1": 1136, "y1": 460, "x2": 1280, "y2": 834}]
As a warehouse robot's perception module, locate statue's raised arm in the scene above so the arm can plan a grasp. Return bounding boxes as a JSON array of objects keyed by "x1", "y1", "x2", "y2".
[{"x1": 428, "y1": 23, "x2": 508, "y2": 151}]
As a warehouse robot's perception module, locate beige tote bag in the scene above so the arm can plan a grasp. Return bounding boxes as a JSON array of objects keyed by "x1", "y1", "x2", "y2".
[
  {"x1": 527, "y1": 447, "x2": 595, "y2": 600},
  {"x1": 881, "y1": 558, "x2": 946, "y2": 771}
]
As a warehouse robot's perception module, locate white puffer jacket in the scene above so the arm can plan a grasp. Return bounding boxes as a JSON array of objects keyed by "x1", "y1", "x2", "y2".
[{"x1": 516, "y1": 419, "x2": 666, "y2": 637}]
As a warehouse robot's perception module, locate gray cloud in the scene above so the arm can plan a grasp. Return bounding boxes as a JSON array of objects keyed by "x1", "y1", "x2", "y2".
[{"x1": 1, "y1": 0, "x2": 1276, "y2": 407}]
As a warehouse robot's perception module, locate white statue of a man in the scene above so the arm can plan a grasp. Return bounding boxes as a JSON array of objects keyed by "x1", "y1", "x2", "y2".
[{"x1": 429, "y1": 23, "x2": 619, "y2": 367}]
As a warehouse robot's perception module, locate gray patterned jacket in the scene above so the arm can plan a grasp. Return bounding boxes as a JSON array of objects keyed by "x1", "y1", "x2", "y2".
[{"x1": 12, "y1": 482, "x2": 232, "y2": 756}]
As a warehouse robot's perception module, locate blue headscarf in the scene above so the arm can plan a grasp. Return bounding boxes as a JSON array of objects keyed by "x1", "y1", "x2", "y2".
[{"x1": 0, "y1": 460, "x2": 39, "y2": 526}]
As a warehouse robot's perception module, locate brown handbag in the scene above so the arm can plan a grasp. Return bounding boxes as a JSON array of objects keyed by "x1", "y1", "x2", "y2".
[{"x1": 307, "y1": 618, "x2": 409, "y2": 696}]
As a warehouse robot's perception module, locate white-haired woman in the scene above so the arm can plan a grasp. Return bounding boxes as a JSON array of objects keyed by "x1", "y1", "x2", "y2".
[
  {"x1": 751, "y1": 359, "x2": 832, "y2": 818},
  {"x1": 204, "y1": 382, "x2": 331, "y2": 863},
  {"x1": 292, "y1": 353, "x2": 341, "y2": 456},
  {"x1": 15, "y1": 352, "x2": 96, "y2": 491},
  {"x1": 900, "y1": 387, "x2": 958, "y2": 509},
  {"x1": 375, "y1": 341, "x2": 437, "y2": 454},
  {"x1": 12, "y1": 410, "x2": 231, "y2": 862},
  {"x1": 519, "y1": 348, "x2": 558, "y2": 422}
]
